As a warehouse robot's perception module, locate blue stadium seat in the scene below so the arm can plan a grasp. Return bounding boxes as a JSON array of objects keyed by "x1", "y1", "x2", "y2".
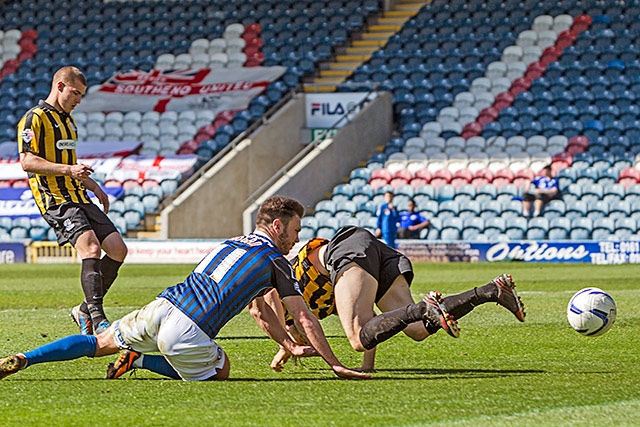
[
  {"x1": 548, "y1": 217, "x2": 571, "y2": 240},
  {"x1": 480, "y1": 200, "x2": 502, "y2": 220},
  {"x1": 505, "y1": 216, "x2": 527, "y2": 240},
  {"x1": 570, "y1": 217, "x2": 593, "y2": 240},
  {"x1": 437, "y1": 200, "x2": 460, "y2": 220}
]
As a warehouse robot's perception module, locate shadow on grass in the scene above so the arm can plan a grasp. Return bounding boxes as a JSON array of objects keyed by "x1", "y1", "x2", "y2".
[{"x1": 4, "y1": 368, "x2": 544, "y2": 383}]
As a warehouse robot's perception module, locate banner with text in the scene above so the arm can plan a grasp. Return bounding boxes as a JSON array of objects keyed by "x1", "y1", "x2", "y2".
[
  {"x1": 398, "y1": 240, "x2": 640, "y2": 264},
  {"x1": 0, "y1": 242, "x2": 25, "y2": 263},
  {"x1": 76, "y1": 67, "x2": 286, "y2": 113}
]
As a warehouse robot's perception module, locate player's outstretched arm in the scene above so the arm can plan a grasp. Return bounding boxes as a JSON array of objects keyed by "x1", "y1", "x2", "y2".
[
  {"x1": 248, "y1": 296, "x2": 317, "y2": 360},
  {"x1": 283, "y1": 295, "x2": 371, "y2": 380}
]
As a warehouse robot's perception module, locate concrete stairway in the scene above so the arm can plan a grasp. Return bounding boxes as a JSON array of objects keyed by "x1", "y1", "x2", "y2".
[{"x1": 304, "y1": 0, "x2": 430, "y2": 93}]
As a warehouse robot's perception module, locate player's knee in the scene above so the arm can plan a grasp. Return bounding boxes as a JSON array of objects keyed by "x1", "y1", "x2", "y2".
[
  {"x1": 347, "y1": 333, "x2": 367, "y2": 352},
  {"x1": 403, "y1": 323, "x2": 428, "y2": 341}
]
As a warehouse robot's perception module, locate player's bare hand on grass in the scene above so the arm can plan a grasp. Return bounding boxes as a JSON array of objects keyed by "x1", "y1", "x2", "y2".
[
  {"x1": 271, "y1": 344, "x2": 317, "y2": 372},
  {"x1": 332, "y1": 365, "x2": 372, "y2": 380}
]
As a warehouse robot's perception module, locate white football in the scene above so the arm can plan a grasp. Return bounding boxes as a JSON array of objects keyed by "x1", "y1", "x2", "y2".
[{"x1": 567, "y1": 287, "x2": 617, "y2": 336}]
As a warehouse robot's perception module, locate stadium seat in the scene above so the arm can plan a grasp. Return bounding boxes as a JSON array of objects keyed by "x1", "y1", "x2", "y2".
[
  {"x1": 480, "y1": 200, "x2": 502, "y2": 220},
  {"x1": 505, "y1": 217, "x2": 527, "y2": 240},
  {"x1": 501, "y1": 199, "x2": 523, "y2": 219},
  {"x1": 570, "y1": 217, "x2": 593, "y2": 240},
  {"x1": 527, "y1": 216, "x2": 549, "y2": 240},
  {"x1": 437, "y1": 200, "x2": 460, "y2": 219},
  {"x1": 548, "y1": 217, "x2": 571, "y2": 240}
]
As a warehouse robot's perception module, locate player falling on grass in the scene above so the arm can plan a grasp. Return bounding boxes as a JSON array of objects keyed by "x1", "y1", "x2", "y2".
[
  {"x1": 255, "y1": 226, "x2": 526, "y2": 372},
  {"x1": 0, "y1": 196, "x2": 371, "y2": 381},
  {"x1": 17, "y1": 66, "x2": 127, "y2": 335}
]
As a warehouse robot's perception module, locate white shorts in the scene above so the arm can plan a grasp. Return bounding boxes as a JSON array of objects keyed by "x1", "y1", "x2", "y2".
[{"x1": 111, "y1": 298, "x2": 226, "y2": 381}]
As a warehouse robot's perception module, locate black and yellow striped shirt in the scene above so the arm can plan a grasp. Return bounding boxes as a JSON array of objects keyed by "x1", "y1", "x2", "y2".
[
  {"x1": 17, "y1": 100, "x2": 91, "y2": 214},
  {"x1": 285, "y1": 237, "x2": 334, "y2": 325}
]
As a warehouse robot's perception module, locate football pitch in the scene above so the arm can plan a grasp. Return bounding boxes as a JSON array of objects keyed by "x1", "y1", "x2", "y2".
[{"x1": 1, "y1": 261, "x2": 639, "y2": 426}]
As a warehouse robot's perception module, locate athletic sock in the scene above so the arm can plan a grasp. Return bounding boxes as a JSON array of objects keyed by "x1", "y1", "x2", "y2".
[
  {"x1": 81, "y1": 258, "x2": 107, "y2": 325},
  {"x1": 23, "y1": 335, "x2": 98, "y2": 366},
  {"x1": 100, "y1": 255, "x2": 123, "y2": 295},
  {"x1": 139, "y1": 354, "x2": 182, "y2": 379},
  {"x1": 442, "y1": 283, "x2": 497, "y2": 320},
  {"x1": 359, "y1": 302, "x2": 425, "y2": 350},
  {"x1": 78, "y1": 257, "x2": 121, "y2": 315}
]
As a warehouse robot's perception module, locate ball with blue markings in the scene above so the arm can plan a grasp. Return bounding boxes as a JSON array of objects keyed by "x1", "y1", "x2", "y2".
[{"x1": 567, "y1": 287, "x2": 617, "y2": 336}]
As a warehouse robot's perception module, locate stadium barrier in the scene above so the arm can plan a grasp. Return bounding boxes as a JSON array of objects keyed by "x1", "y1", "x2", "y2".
[
  {"x1": 30, "y1": 241, "x2": 78, "y2": 264},
  {"x1": 13, "y1": 239, "x2": 640, "y2": 265}
]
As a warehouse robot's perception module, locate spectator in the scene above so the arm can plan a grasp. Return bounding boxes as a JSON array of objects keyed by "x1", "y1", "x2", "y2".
[
  {"x1": 398, "y1": 199, "x2": 430, "y2": 239},
  {"x1": 375, "y1": 191, "x2": 399, "y2": 248},
  {"x1": 522, "y1": 164, "x2": 560, "y2": 218}
]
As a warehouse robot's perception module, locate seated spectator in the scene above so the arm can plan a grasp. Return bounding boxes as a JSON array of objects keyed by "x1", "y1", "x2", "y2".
[
  {"x1": 522, "y1": 164, "x2": 560, "y2": 218},
  {"x1": 398, "y1": 199, "x2": 430, "y2": 239}
]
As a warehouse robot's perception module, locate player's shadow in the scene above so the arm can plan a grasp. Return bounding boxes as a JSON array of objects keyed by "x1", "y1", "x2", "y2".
[
  {"x1": 8, "y1": 368, "x2": 545, "y2": 382},
  {"x1": 367, "y1": 367, "x2": 545, "y2": 380}
]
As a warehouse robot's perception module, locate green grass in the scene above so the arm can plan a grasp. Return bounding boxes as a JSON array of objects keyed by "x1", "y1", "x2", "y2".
[{"x1": 1, "y1": 262, "x2": 639, "y2": 426}]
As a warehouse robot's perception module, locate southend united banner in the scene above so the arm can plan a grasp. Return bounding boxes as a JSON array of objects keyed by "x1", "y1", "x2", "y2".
[
  {"x1": 76, "y1": 67, "x2": 286, "y2": 113},
  {"x1": 398, "y1": 240, "x2": 640, "y2": 264}
]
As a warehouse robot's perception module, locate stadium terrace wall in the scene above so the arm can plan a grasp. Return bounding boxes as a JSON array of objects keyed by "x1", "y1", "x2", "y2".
[
  {"x1": 162, "y1": 91, "x2": 393, "y2": 239},
  {"x1": 242, "y1": 91, "x2": 394, "y2": 232},
  {"x1": 162, "y1": 94, "x2": 309, "y2": 239}
]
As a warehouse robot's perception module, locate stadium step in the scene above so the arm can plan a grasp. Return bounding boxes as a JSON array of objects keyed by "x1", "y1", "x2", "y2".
[{"x1": 303, "y1": 0, "x2": 428, "y2": 93}]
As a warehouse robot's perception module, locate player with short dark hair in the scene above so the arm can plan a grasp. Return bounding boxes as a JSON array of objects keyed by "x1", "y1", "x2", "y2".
[
  {"x1": 17, "y1": 66, "x2": 127, "y2": 335},
  {"x1": 0, "y1": 196, "x2": 371, "y2": 381},
  {"x1": 257, "y1": 226, "x2": 526, "y2": 372}
]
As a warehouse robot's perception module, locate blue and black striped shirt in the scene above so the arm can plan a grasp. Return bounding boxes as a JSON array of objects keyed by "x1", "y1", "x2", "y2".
[{"x1": 159, "y1": 233, "x2": 302, "y2": 338}]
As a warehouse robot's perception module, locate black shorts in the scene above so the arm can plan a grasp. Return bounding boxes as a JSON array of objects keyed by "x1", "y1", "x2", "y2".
[
  {"x1": 523, "y1": 193, "x2": 553, "y2": 204},
  {"x1": 324, "y1": 226, "x2": 413, "y2": 302},
  {"x1": 42, "y1": 202, "x2": 119, "y2": 246}
]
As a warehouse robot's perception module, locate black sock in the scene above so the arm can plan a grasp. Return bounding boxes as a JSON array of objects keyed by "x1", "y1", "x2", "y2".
[
  {"x1": 442, "y1": 283, "x2": 497, "y2": 320},
  {"x1": 100, "y1": 255, "x2": 123, "y2": 295},
  {"x1": 79, "y1": 256, "x2": 122, "y2": 315},
  {"x1": 80, "y1": 258, "x2": 107, "y2": 324},
  {"x1": 359, "y1": 302, "x2": 426, "y2": 350}
]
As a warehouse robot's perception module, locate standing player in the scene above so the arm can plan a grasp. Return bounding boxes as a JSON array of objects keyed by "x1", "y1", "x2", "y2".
[
  {"x1": 256, "y1": 226, "x2": 525, "y2": 372},
  {"x1": 375, "y1": 191, "x2": 400, "y2": 248},
  {"x1": 0, "y1": 196, "x2": 370, "y2": 381},
  {"x1": 17, "y1": 66, "x2": 128, "y2": 335}
]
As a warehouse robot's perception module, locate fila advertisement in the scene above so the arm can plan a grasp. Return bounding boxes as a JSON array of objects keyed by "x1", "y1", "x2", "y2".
[{"x1": 305, "y1": 92, "x2": 375, "y2": 128}]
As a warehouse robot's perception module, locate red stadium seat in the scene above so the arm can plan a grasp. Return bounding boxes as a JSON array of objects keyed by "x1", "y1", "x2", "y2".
[
  {"x1": 493, "y1": 92, "x2": 514, "y2": 110},
  {"x1": 369, "y1": 168, "x2": 392, "y2": 183},
  {"x1": 571, "y1": 15, "x2": 592, "y2": 33},
  {"x1": 392, "y1": 169, "x2": 413, "y2": 182},
  {"x1": 491, "y1": 168, "x2": 514, "y2": 187},
  {"x1": 413, "y1": 168, "x2": 432, "y2": 182},
  {"x1": 461, "y1": 122, "x2": 482, "y2": 139},
  {"x1": 618, "y1": 167, "x2": 640, "y2": 188},
  {"x1": 471, "y1": 168, "x2": 495, "y2": 187},
  {"x1": 450, "y1": 168, "x2": 473, "y2": 187},
  {"x1": 429, "y1": 169, "x2": 452, "y2": 188}
]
